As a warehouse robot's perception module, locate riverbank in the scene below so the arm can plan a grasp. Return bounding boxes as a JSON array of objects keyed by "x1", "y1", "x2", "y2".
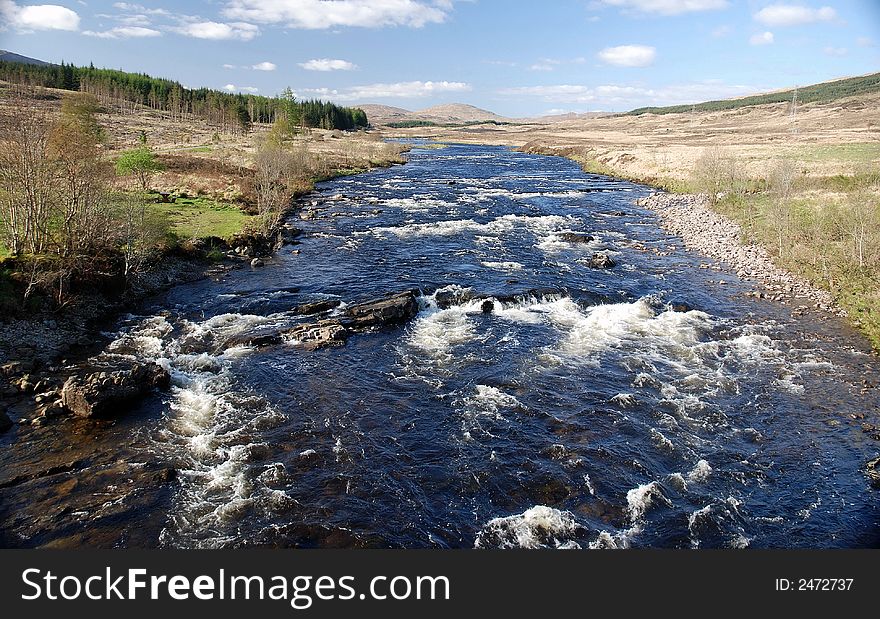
[
  {"x1": 635, "y1": 192, "x2": 843, "y2": 315},
  {"x1": 0, "y1": 151, "x2": 409, "y2": 433}
]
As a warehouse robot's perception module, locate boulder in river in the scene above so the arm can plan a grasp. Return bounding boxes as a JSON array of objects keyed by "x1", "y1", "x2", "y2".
[
  {"x1": 434, "y1": 286, "x2": 474, "y2": 309},
  {"x1": 585, "y1": 252, "x2": 615, "y2": 269},
  {"x1": 343, "y1": 290, "x2": 420, "y2": 330},
  {"x1": 60, "y1": 362, "x2": 170, "y2": 418},
  {"x1": 558, "y1": 232, "x2": 594, "y2": 244},
  {"x1": 286, "y1": 320, "x2": 349, "y2": 351},
  {"x1": 292, "y1": 299, "x2": 341, "y2": 316}
]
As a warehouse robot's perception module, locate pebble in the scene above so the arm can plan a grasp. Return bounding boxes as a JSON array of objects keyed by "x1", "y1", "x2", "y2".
[{"x1": 636, "y1": 193, "x2": 845, "y2": 317}]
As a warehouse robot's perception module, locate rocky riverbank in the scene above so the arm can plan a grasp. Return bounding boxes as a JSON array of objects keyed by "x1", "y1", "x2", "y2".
[{"x1": 636, "y1": 192, "x2": 844, "y2": 317}]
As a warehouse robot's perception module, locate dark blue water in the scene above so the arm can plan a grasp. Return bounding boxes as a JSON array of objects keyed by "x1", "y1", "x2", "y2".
[{"x1": 10, "y1": 143, "x2": 880, "y2": 548}]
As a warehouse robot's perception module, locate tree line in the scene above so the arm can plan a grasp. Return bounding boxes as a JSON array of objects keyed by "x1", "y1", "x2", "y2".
[{"x1": 0, "y1": 60, "x2": 370, "y2": 132}]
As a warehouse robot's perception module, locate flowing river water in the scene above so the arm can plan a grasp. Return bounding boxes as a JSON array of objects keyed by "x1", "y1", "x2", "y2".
[{"x1": 2, "y1": 143, "x2": 879, "y2": 549}]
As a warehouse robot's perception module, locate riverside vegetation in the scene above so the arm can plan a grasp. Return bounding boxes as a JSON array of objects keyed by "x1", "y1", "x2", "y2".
[
  {"x1": 559, "y1": 144, "x2": 880, "y2": 348},
  {"x1": 0, "y1": 77, "x2": 406, "y2": 369}
]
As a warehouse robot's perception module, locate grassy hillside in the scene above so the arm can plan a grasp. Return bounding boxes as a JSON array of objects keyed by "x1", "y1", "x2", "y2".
[{"x1": 627, "y1": 72, "x2": 880, "y2": 116}]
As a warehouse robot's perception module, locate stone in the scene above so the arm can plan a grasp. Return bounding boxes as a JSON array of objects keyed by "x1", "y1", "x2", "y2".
[
  {"x1": 292, "y1": 299, "x2": 341, "y2": 316},
  {"x1": 481, "y1": 300, "x2": 495, "y2": 314},
  {"x1": 251, "y1": 258, "x2": 265, "y2": 267},
  {"x1": 558, "y1": 232, "x2": 594, "y2": 244},
  {"x1": 285, "y1": 320, "x2": 349, "y2": 351},
  {"x1": 586, "y1": 252, "x2": 615, "y2": 269},
  {"x1": 434, "y1": 287, "x2": 474, "y2": 309},
  {"x1": 343, "y1": 290, "x2": 420, "y2": 330},
  {"x1": 60, "y1": 362, "x2": 170, "y2": 418}
]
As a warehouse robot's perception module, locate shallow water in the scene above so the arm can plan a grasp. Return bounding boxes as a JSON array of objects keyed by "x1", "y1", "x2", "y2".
[{"x1": 2, "y1": 143, "x2": 879, "y2": 548}]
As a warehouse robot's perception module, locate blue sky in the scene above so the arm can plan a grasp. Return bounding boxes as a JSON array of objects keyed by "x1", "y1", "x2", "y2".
[{"x1": 1, "y1": 0, "x2": 879, "y2": 116}]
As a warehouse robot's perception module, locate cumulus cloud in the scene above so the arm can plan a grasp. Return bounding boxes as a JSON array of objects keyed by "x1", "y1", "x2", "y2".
[
  {"x1": 597, "y1": 44, "x2": 656, "y2": 67},
  {"x1": 173, "y1": 20, "x2": 259, "y2": 41},
  {"x1": 224, "y1": 84, "x2": 259, "y2": 93},
  {"x1": 252, "y1": 61, "x2": 276, "y2": 70},
  {"x1": 0, "y1": 1, "x2": 80, "y2": 31},
  {"x1": 83, "y1": 25, "x2": 161, "y2": 38},
  {"x1": 297, "y1": 80, "x2": 470, "y2": 101},
  {"x1": 498, "y1": 80, "x2": 757, "y2": 109},
  {"x1": 749, "y1": 31, "x2": 774, "y2": 45},
  {"x1": 221, "y1": 0, "x2": 451, "y2": 29},
  {"x1": 298, "y1": 58, "x2": 357, "y2": 71},
  {"x1": 753, "y1": 4, "x2": 836, "y2": 27},
  {"x1": 857, "y1": 36, "x2": 875, "y2": 47},
  {"x1": 598, "y1": 0, "x2": 728, "y2": 15},
  {"x1": 823, "y1": 46, "x2": 847, "y2": 56}
]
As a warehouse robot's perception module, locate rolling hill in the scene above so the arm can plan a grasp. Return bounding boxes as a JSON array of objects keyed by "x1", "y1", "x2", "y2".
[
  {"x1": 0, "y1": 50, "x2": 51, "y2": 66},
  {"x1": 359, "y1": 102, "x2": 509, "y2": 126},
  {"x1": 626, "y1": 72, "x2": 880, "y2": 116}
]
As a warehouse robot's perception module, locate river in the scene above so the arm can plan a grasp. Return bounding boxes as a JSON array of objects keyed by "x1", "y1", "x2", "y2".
[{"x1": 1, "y1": 143, "x2": 879, "y2": 549}]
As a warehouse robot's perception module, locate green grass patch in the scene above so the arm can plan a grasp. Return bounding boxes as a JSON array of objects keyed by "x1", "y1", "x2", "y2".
[
  {"x1": 789, "y1": 142, "x2": 880, "y2": 164},
  {"x1": 148, "y1": 194, "x2": 252, "y2": 240}
]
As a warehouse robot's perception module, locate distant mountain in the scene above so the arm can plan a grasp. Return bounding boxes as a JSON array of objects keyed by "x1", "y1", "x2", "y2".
[
  {"x1": 0, "y1": 50, "x2": 52, "y2": 67},
  {"x1": 357, "y1": 102, "x2": 509, "y2": 126},
  {"x1": 356, "y1": 104, "x2": 413, "y2": 125},
  {"x1": 415, "y1": 103, "x2": 507, "y2": 123}
]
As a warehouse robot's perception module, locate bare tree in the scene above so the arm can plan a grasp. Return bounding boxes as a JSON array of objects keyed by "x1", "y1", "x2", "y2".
[
  {"x1": 767, "y1": 159, "x2": 797, "y2": 260},
  {"x1": 0, "y1": 90, "x2": 56, "y2": 255},
  {"x1": 691, "y1": 146, "x2": 740, "y2": 207}
]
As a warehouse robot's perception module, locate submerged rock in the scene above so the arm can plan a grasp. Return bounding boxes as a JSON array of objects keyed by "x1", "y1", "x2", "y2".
[
  {"x1": 60, "y1": 362, "x2": 170, "y2": 418},
  {"x1": 0, "y1": 410, "x2": 12, "y2": 433}
]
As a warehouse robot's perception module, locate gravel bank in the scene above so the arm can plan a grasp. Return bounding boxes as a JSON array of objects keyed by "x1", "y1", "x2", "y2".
[{"x1": 636, "y1": 192, "x2": 844, "y2": 317}]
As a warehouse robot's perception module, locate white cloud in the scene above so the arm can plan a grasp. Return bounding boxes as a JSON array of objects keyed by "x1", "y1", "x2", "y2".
[
  {"x1": 112, "y1": 2, "x2": 169, "y2": 15},
  {"x1": 597, "y1": 44, "x2": 656, "y2": 67},
  {"x1": 298, "y1": 58, "x2": 357, "y2": 71},
  {"x1": 221, "y1": 0, "x2": 451, "y2": 29},
  {"x1": 297, "y1": 80, "x2": 470, "y2": 101},
  {"x1": 599, "y1": 0, "x2": 728, "y2": 15},
  {"x1": 222, "y1": 63, "x2": 236, "y2": 69},
  {"x1": 498, "y1": 80, "x2": 757, "y2": 110},
  {"x1": 753, "y1": 4, "x2": 836, "y2": 27},
  {"x1": 823, "y1": 46, "x2": 847, "y2": 56},
  {"x1": 749, "y1": 31, "x2": 774, "y2": 45},
  {"x1": 712, "y1": 24, "x2": 732, "y2": 37},
  {"x1": 529, "y1": 62, "x2": 556, "y2": 72},
  {"x1": 83, "y1": 25, "x2": 161, "y2": 38},
  {"x1": 856, "y1": 36, "x2": 875, "y2": 47},
  {"x1": 224, "y1": 84, "x2": 259, "y2": 93},
  {"x1": 173, "y1": 20, "x2": 259, "y2": 40},
  {"x1": 1, "y1": 1, "x2": 80, "y2": 31},
  {"x1": 252, "y1": 61, "x2": 276, "y2": 70}
]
